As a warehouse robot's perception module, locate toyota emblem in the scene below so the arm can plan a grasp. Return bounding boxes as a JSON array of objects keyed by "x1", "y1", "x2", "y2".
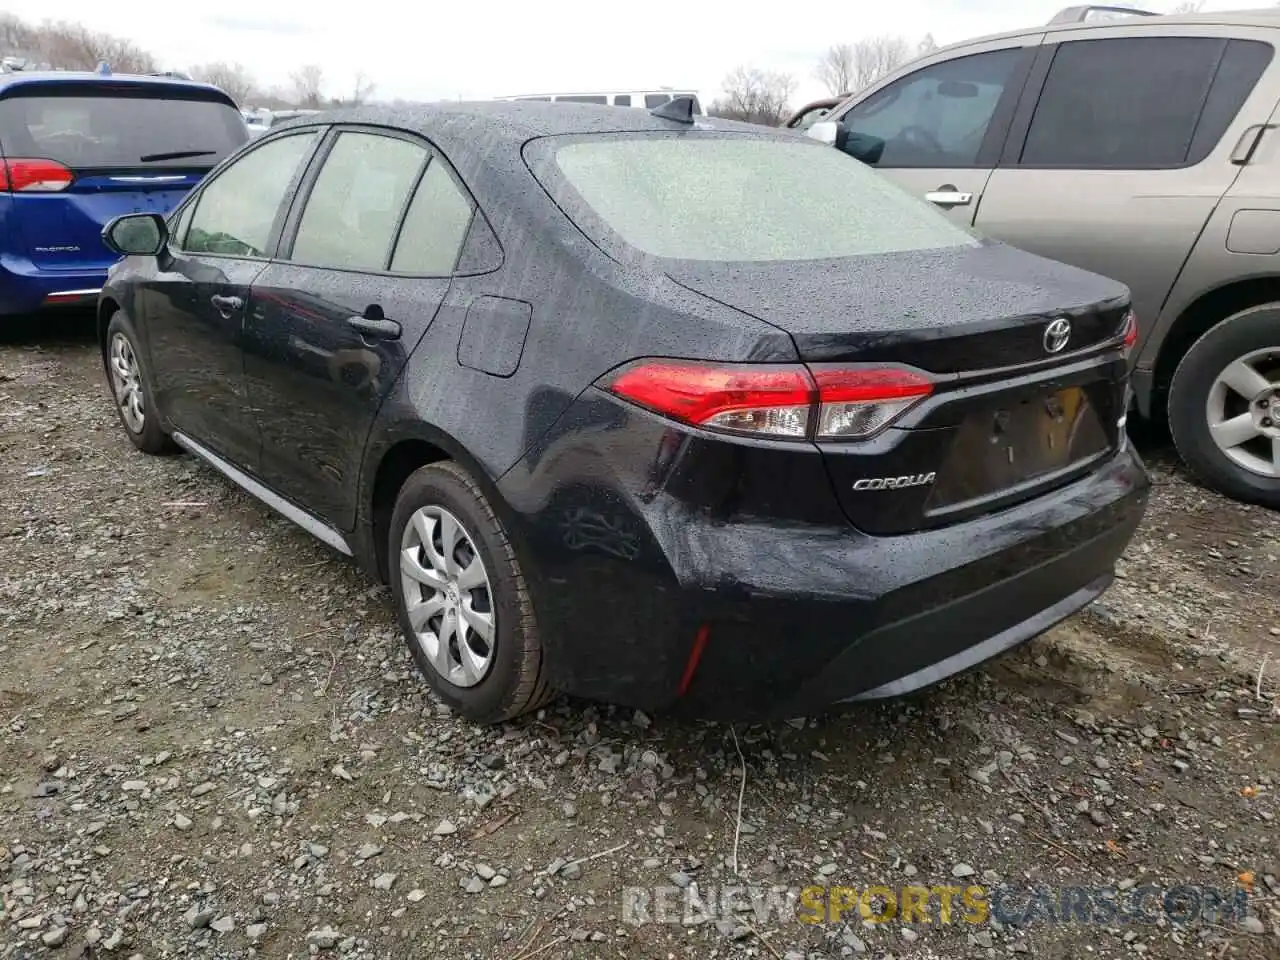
[{"x1": 1043, "y1": 317, "x2": 1072, "y2": 354}]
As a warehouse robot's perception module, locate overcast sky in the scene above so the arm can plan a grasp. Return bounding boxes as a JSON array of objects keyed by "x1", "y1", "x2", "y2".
[{"x1": 4, "y1": 0, "x2": 1271, "y2": 106}]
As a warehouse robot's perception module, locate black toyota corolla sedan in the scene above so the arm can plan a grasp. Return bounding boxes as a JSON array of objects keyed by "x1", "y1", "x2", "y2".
[{"x1": 97, "y1": 99, "x2": 1148, "y2": 724}]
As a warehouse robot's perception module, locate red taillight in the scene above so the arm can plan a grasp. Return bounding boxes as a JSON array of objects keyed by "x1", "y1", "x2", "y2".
[
  {"x1": 1121, "y1": 309, "x2": 1138, "y2": 352},
  {"x1": 602, "y1": 359, "x2": 934, "y2": 441},
  {"x1": 0, "y1": 158, "x2": 74, "y2": 193}
]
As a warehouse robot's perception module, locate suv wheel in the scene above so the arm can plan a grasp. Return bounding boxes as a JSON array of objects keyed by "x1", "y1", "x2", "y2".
[
  {"x1": 105, "y1": 311, "x2": 178, "y2": 455},
  {"x1": 388, "y1": 461, "x2": 554, "y2": 724},
  {"x1": 1169, "y1": 303, "x2": 1280, "y2": 507}
]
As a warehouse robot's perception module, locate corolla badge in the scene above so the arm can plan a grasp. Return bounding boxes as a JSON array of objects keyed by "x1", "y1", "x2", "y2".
[
  {"x1": 852, "y1": 472, "x2": 936, "y2": 491},
  {"x1": 1043, "y1": 317, "x2": 1072, "y2": 354}
]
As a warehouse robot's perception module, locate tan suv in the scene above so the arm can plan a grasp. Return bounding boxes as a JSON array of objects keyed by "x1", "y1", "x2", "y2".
[{"x1": 807, "y1": 4, "x2": 1280, "y2": 508}]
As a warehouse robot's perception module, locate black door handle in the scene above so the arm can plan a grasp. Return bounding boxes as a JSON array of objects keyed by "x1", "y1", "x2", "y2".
[
  {"x1": 210, "y1": 294, "x2": 243, "y2": 316},
  {"x1": 347, "y1": 315, "x2": 401, "y2": 340}
]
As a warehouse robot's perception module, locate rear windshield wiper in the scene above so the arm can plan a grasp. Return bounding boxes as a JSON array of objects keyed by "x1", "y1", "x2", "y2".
[{"x1": 138, "y1": 150, "x2": 218, "y2": 163}]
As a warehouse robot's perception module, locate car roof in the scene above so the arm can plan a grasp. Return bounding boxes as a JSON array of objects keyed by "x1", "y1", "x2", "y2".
[
  {"x1": 930, "y1": 6, "x2": 1280, "y2": 57},
  {"x1": 276, "y1": 99, "x2": 789, "y2": 148},
  {"x1": 0, "y1": 71, "x2": 232, "y2": 100}
]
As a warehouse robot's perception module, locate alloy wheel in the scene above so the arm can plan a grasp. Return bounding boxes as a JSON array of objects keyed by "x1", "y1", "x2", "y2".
[
  {"x1": 399, "y1": 505, "x2": 496, "y2": 687},
  {"x1": 1205, "y1": 347, "x2": 1280, "y2": 478},
  {"x1": 109, "y1": 333, "x2": 145, "y2": 433}
]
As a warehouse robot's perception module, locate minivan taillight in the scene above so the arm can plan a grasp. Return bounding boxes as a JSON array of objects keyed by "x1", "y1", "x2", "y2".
[
  {"x1": 0, "y1": 158, "x2": 74, "y2": 192},
  {"x1": 601, "y1": 360, "x2": 934, "y2": 441}
]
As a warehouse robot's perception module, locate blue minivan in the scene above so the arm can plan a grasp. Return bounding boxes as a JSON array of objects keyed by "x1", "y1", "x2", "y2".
[{"x1": 0, "y1": 70, "x2": 247, "y2": 316}]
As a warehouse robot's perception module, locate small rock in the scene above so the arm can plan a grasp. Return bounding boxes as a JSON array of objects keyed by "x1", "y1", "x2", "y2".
[
  {"x1": 490, "y1": 874, "x2": 508, "y2": 888},
  {"x1": 184, "y1": 906, "x2": 215, "y2": 930},
  {"x1": 463, "y1": 876, "x2": 485, "y2": 894},
  {"x1": 210, "y1": 916, "x2": 234, "y2": 934},
  {"x1": 474, "y1": 863, "x2": 496, "y2": 881},
  {"x1": 560, "y1": 861, "x2": 582, "y2": 880},
  {"x1": 121, "y1": 780, "x2": 147, "y2": 792},
  {"x1": 190, "y1": 782, "x2": 216, "y2": 797},
  {"x1": 432, "y1": 819, "x2": 457, "y2": 836},
  {"x1": 1093, "y1": 755, "x2": 1111, "y2": 771},
  {"x1": 373, "y1": 873, "x2": 398, "y2": 891},
  {"x1": 246, "y1": 923, "x2": 267, "y2": 941},
  {"x1": 1241, "y1": 916, "x2": 1265, "y2": 934},
  {"x1": 173, "y1": 813, "x2": 192, "y2": 831},
  {"x1": 306, "y1": 926, "x2": 340, "y2": 949},
  {"x1": 670, "y1": 871, "x2": 692, "y2": 888},
  {"x1": 952, "y1": 863, "x2": 976, "y2": 878},
  {"x1": 42, "y1": 927, "x2": 68, "y2": 948},
  {"x1": 102, "y1": 929, "x2": 124, "y2": 950},
  {"x1": 818, "y1": 863, "x2": 838, "y2": 877},
  {"x1": 1173, "y1": 760, "x2": 1190, "y2": 774},
  {"x1": 354, "y1": 842, "x2": 383, "y2": 861},
  {"x1": 407, "y1": 889, "x2": 427, "y2": 902}
]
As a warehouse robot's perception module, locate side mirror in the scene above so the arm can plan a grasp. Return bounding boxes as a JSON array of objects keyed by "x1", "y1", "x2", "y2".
[
  {"x1": 103, "y1": 213, "x2": 167, "y2": 256},
  {"x1": 807, "y1": 120, "x2": 838, "y2": 145}
]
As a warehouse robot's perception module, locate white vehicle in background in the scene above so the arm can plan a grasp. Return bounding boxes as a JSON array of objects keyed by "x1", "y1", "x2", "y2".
[{"x1": 495, "y1": 89, "x2": 704, "y2": 114}]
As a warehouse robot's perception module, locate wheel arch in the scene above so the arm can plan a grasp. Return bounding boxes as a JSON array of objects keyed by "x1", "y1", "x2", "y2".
[
  {"x1": 363, "y1": 424, "x2": 511, "y2": 584},
  {"x1": 1151, "y1": 275, "x2": 1280, "y2": 421},
  {"x1": 97, "y1": 296, "x2": 121, "y2": 363}
]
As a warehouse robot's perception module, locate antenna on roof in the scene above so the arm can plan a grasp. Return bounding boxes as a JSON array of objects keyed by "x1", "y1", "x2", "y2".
[
  {"x1": 96, "y1": 61, "x2": 111, "y2": 76},
  {"x1": 650, "y1": 95, "x2": 695, "y2": 125}
]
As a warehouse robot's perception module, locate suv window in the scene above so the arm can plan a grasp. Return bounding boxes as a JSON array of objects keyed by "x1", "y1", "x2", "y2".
[
  {"x1": 645, "y1": 94, "x2": 671, "y2": 108},
  {"x1": 1020, "y1": 37, "x2": 1273, "y2": 168},
  {"x1": 0, "y1": 85, "x2": 247, "y2": 169},
  {"x1": 614, "y1": 94, "x2": 632, "y2": 106},
  {"x1": 390, "y1": 158, "x2": 474, "y2": 274},
  {"x1": 184, "y1": 132, "x2": 317, "y2": 258},
  {"x1": 291, "y1": 131, "x2": 427, "y2": 271},
  {"x1": 841, "y1": 48, "x2": 1023, "y2": 167}
]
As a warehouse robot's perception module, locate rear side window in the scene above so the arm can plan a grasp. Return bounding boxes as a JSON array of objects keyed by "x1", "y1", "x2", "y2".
[
  {"x1": 557, "y1": 95, "x2": 608, "y2": 104},
  {"x1": 184, "y1": 132, "x2": 316, "y2": 258},
  {"x1": 614, "y1": 95, "x2": 632, "y2": 106},
  {"x1": 0, "y1": 86, "x2": 247, "y2": 169},
  {"x1": 1020, "y1": 37, "x2": 1272, "y2": 168},
  {"x1": 290, "y1": 131, "x2": 426, "y2": 271},
  {"x1": 644, "y1": 94, "x2": 671, "y2": 108},
  {"x1": 549, "y1": 135, "x2": 978, "y2": 262},
  {"x1": 390, "y1": 159, "x2": 474, "y2": 274}
]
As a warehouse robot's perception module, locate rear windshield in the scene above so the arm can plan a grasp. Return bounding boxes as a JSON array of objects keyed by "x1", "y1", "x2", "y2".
[
  {"x1": 0, "y1": 86, "x2": 247, "y2": 169},
  {"x1": 549, "y1": 135, "x2": 978, "y2": 262}
]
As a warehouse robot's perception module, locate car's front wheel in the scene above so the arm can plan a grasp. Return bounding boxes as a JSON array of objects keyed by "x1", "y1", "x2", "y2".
[
  {"x1": 1169, "y1": 303, "x2": 1280, "y2": 507},
  {"x1": 389, "y1": 461, "x2": 554, "y2": 724},
  {"x1": 104, "y1": 311, "x2": 178, "y2": 455}
]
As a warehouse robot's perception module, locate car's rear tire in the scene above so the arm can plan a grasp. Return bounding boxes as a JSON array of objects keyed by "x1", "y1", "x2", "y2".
[
  {"x1": 1168, "y1": 303, "x2": 1280, "y2": 507},
  {"x1": 389, "y1": 460, "x2": 554, "y2": 724},
  {"x1": 104, "y1": 311, "x2": 178, "y2": 456}
]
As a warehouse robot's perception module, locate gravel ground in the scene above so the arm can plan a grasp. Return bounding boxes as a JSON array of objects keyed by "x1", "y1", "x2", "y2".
[{"x1": 1, "y1": 319, "x2": 1278, "y2": 960}]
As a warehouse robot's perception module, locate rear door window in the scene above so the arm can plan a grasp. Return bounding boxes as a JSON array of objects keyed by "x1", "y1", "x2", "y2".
[
  {"x1": 1018, "y1": 37, "x2": 1273, "y2": 168},
  {"x1": 0, "y1": 85, "x2": 247, "y2": 169},
  {"x1": 288, "y1": 131, "x2": 427, "y2": 271},
  {"x1": 390, "y1": 158, "x2": 475, "y2": 274}
]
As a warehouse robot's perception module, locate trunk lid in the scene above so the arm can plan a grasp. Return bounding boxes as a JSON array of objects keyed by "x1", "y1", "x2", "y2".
[
  {"x1": 666, "y1": 244, "x2": 1133, "y2": 535},
  {"x1": 0, "y1": 79, "x2": 247, "y2": 272}
]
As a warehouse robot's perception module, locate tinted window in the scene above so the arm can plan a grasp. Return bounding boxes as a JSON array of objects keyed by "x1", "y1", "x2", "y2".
[
  {"x1": 184, "y1": 132, "x2": 316, "y2": 257},
  {"x1": 1020, "y1": 37, "x2": 1267, "y2": 168},
  {"x1": 0, "y1": 86, "x2": 247, "y2": 168},
  {"x1": 558, "y1": 95, "x2": 608, "y2": 104},
  {"x1": 644, "y1": 94, "x2": 671, "y2": 108},
  {"x1": 551, "y1": 135, "x2": 977, "y2": 262},
  {"x1": 390, "y1": 158, "x2": 474, "y2": 274},
  {"x1": 291, "y1": 132, "x2": 426, "y2": 271},
  {"x1": 843, "y1": 48, "x2": 1022, "y2": 167},
  {"x1": 614, "y1": 94, "x2": 632, "y2": 106}
]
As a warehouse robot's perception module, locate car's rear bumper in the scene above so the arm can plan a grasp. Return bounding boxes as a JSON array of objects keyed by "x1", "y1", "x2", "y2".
[
  {"x1": 0, "y1": 257, "x2": 106, "y2": 316},
  {"x1": 502, "y1": 422, "x2": 1149, "y2": 719}
]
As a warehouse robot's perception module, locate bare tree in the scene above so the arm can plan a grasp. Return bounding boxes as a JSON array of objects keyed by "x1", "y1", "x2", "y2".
[
  {"x1": 708, "y1": 66, "x2": 796, "y2": 127},
  {"x1": 27, "y1": 21, "x2": 157, "y2": 73},
  {"x1": 289, "y1": 64, "x2": 325, "y2": 108},
  {"x1": 351, "y1": 72, "x2": 376, "y2": 105},
  {"x1": 190, "y1": 62, "x2": 257, "y2": 105},
  {"x1": 917, "y1": 33, "x2": 938, "y2": 56},
  {"x1": 814, "y1": 44, "x2": 857, "y2": 96},
  {"x1": 814, "y1": 36, "x2": 912, "y2": 97}
]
